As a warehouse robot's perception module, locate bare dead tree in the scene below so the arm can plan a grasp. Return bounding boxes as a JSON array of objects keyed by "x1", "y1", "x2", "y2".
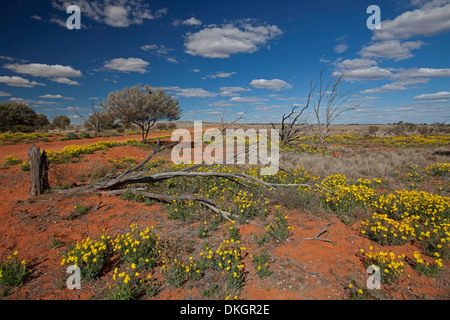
[
  {"x1": 271, "y1": 102, "x2": 311, "y2": 145},
  {"x1": 428, "y1": 119, "x2": 449, "y2": 136},
  {"x1": 271, "y1": 70, "x2": 358, "y2": 150},
  {"x1": 218, "y1": 109, "x2": 247, "y2": 134},
  {"x1": 71, "y1": 105, "x2": 110, "y2": 133},
  {"x1": 310, "y1": 70, "x2": 359, "y2": 149}
]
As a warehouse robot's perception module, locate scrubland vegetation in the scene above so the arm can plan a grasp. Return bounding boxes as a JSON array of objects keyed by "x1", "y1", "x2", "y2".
[{"x1": 1, "y1": 121, "x2": 448, "y2": 300}]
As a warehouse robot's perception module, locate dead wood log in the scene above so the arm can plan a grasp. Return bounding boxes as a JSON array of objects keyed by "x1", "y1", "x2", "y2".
[
  {"x1": 28, "y1": 144, "x2": 50, "y2": 197},
  {"x1": 107, "y1": 189, "x2": 235, "y2": 222}
]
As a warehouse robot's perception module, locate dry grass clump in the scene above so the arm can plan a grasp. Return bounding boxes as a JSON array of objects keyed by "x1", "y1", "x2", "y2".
[
  {"x1": 83, "y1": 161, "x2": 114, "y2": 181},
  {"x1": 280, "y1": 147, "x2": 449, "y2": 182}
]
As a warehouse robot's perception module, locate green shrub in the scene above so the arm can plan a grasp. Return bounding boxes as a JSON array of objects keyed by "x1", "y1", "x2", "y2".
[
  {"x1": 20, "y1": 161, "x2": 30, "y2": 171},
  {"x1": 59, "y1": 132, "x2": 80, "y2": 141},
  {"x1": 79, "y1": 132, "x2": 92, "y2": 139},
  {"x1": 4, "y1": 155, "x2": 22, "y2": 166},
  {"x1": 0, "y1": 251, "x2": 29, "y2": 286}
]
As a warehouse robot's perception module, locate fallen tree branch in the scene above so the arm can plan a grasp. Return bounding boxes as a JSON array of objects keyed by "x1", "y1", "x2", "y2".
[
  {"x1": 107, "y1": 188, "x2": 235, "y2": 222},
  {"x1": 54, "y1": 137, "x2": 335, "y2": 226},
  {"x1": 97, "y1": 170, "x2": 334, "y2": 195},
  {"x1": 91, "y1": 201, "x2": 107, "y2": 213},
  {"x1": 292, "y1": 223, "x2": 333, "y2": 243}
]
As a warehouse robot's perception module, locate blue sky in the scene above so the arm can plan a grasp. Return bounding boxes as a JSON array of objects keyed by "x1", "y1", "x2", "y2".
[{"x1": 0, "y1": 0, "x2": 449, "y2": 124}]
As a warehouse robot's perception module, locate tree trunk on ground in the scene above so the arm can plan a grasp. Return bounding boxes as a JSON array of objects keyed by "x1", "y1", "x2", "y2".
[{"x1": 28, "y1": 144, "x2": 50, "y2": 197}]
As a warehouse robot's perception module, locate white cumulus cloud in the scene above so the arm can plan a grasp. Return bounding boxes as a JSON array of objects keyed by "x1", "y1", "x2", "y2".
[
  {"x1": 414, "y1": 91, "x2": 450, "y2": 100},
  {"x1": 104, "y1": 57, "x2": 149, "y2": 73},
  {"x1": 333, "y1": 44, "x2": 348, "y2": 54},
  {"x1": 358, "y1": 40, "x2": 425, "y2": 61},
  {"x1": 361, "y1": 84, "x2": 408, "y2": 94},
  {"x1": 205, "y1": 71, "x2": 236, "y2": 79},
  {"x1": 184, "y1": 22, "x2": 282, "y2": 58},
  {"x1": 372, "y1": 1, "x2": 450, "y2": 40},
  {"x1": 250, "y1": 79, "x2": 292, "y2": 91},
  {"x1": 50, "y1": 77, "x2": 80, "y2": 85},
  {"x1": 4, "y1": 62, "x2": 82, "y2": 78},
  {"x1": 335, "y1": 58, "x2": 377, "y2": 70},
  {"x1": 391, "y1": 67, "x2": 450, "y2": 80},
  {"x1": 334, "y1": 67, "x2": 393, "y2": 81},
  {"x1": 173, "y1": 17, "x2": 202, "y2": 26},
  {"x1": 0, "y1": 76, "x2": 46, "y2": 87},
  {"x1": 160, "y1": 86, "x2": 217, "y2": 98},
  {"x1": 51, "y1": 0, "x2": 167, "y2": 28},
  {"x1": 39, "y1": 94, "x2": 74, "y2": 100}
]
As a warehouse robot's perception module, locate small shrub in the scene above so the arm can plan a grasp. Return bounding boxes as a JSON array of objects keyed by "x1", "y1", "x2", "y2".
[
  {"x1": 74, "y1": 202, "x2": 90, "y2": 216},
  {"x1": 106, "y1": 268, "x2": 147, "y2": 300},
  {"x1": 368, "y1": 126, "x2": 379, "y2": 136},
  {"x1": 360, "y1": 247, "x2": 405, "y2": 284},
  {"x1": 197, "y1": 221, "x2": 208, "y2": 238},
  {"x1": 167, "y1": 123, "x2": 177, "y2": 130},
  {"x1": 84, "y1": 161, "x2": 113, "y2": 181},
  {"x1": 59, "y1": 132, "x2": 80, "y2": 141},
  {"x1": 216, "y1": 240, "x2": 246, "y2": 290},
  {"x1": 156, "y1": 123, "x2": 167, "y2": 131},
  {"x1": 253, "y1": 250, "x2": 272, "y2": 278},
  {"x1": 49, "y1": 238, "x2": 64, "y2": 249},
  {"x1": 4, "y1": 155, "x2": 22, "y2": 166},
  {"x1": 79, "y1": 132, "x2": 92, "y2": 139},
  {"x1": 254, "y1": 233, "x2": 270, "y2": 247},
  {"x1": 425, "y1": 163, "x2": 449, "y2": 177},
  {"x1": 111, "y1": 224, "x2": 161, "y2": 270},
  {"x1": 61, "y1": 234, "x2": 111, "y2": 280},
  {"x1": 265, "y1": 213, "x2": 292, "y2": 241},
  {"x1": 108, "y1": 156, "x2": 137, "y2": 169},
  {"x1": 161, "y1": 259, "x2": 186, "y2": 288},
  {"x1": 202, "y1": 284, "x2": 219, "y2": 297},
  {"x1": 227, "y1": 221, "x2": 240, "y2": 241},
  {"x1": 411, "y1": 251, "x2": 442, "y2": 278},
  {"x1": 20, "y1": 161, "x2": 30, "y2": 171},
  {"x1": 0, "y1": 251, "x2": 29, "y2": 286}
]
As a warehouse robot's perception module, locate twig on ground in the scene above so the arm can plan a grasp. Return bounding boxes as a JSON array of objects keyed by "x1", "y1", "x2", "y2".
[{"x1": 292, "y1": 223, "x2": 333, "y2": 243}]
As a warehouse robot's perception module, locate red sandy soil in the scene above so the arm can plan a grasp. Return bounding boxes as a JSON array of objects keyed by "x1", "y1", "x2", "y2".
[{"x1": 0, "y1": 134, "x2": 448, "y2": 300}]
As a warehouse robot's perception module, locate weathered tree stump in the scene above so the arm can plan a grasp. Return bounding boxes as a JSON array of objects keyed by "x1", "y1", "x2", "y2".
[{"x1": 28, "y1": 144, "x2": 50, "y2": 196}]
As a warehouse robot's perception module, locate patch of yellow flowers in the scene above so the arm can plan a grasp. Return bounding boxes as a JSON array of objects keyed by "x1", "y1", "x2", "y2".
[
  {"x1": 61, "y1": 234, "x2": 110, "y2": 279},
  {"x1": 106, "y1": 266, "x2": 154, "y2": 300},
  {"x1": 328, "y1": 133, "x2": 450, "y2": 148},
  {"x1": 361, "y1": 212, "x2": 416, "y2": 245},
  {"x1": 160, "y1": 257, "x2": 195, "y2": 288},
  {"x1": 108, "y1": 156, "x2": 138, "y2": 169},
  {"x1": 360, "y1": 247, "x2": 405, "y2": 284},
  {"x1": 366, "y1": 189, "x2": 449, "y2": 256},
  {"x1": 412, "y1": 250, "x2": 443, "y2": 277},
  {"x1": 320, "y1": 174, "x2": 379, "y2": 213},
  {"x1": 46, "y1": 140, "x2": 139, "y2": 163},
  {"x1": 219, "y1": 240, "x2": 246, "y2": 286},
  {"x1": 3, "y1": 155, "x2": 22, "y2": 166},
  {"x1": 0, "y1": 132, "x2": 52, "y2": 145},
  {"x1": 425, "y1": 163, "x2": 449, "y2": 177},
  {"x1": 111, "y1": 224, "x2": 161, "y2": 269},
  {"x1": 0, "y1": 251, "x2": 29, "y2": 286}
]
